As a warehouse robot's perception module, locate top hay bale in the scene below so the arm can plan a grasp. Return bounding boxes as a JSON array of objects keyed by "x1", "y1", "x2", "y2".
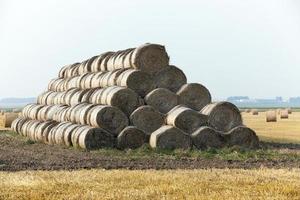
[
  {"x1": 60, "y1": 43, "x2": 170, "y2": 78},
  {"x1": 109, "y1": 43, "x2": 170, "y2": 74}
]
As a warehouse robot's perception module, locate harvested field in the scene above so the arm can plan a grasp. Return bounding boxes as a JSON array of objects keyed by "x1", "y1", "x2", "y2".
[
  {"x1": 0, "y1": 169, "x2": 300, "y2": 200},
  {"x1": 243, "y1": 111, "x2": 300, "y2": 143}
]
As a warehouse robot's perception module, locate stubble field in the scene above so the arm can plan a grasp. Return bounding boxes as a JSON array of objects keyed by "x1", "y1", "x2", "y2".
[{"x1": 0, "y1": 110, "x2": 299, "y2": 199}]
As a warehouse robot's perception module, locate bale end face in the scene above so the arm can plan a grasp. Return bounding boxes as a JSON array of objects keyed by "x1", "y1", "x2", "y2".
[
  {"x1": 224, "y1": 126, "x2": 259, "y2": 149},
  {"x1": 145, "y1": 88, "x2": 179, "y2": 114},
  {"x1": 130, "y1": 105, "x2": 165, "y2": 136},
  {"x1": 78, "y1": 127, "x2": 116, "y2": 150},
  {"x1": 131, "y1": 43, "x2": 169, "y2": 74},
  {"x1": 117, "y1": 126, "x2": 147, "y2": 150},
  {"x1": 177, "y1": 83, "x2": 211, "y2": 111},
  {"x1": 150, "y1": 125, "x2": 191, "y2": 150},
  {"x1": 191, "y1": 126, "x2": 224, "y2": 149}
]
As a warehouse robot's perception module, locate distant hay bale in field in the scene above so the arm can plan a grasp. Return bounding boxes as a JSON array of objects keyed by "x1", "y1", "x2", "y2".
[
  {"x1": 130, "y1": 106, "x2": 165, "y2": 137},
  {"x1": 200, "y1": 102, "x2": 243, "y2": 132},
  {"x1": 117, "y1": 126, "x2": 147, "y2": 150},
  {"x1": 177, "y1": 83, "x2": 211, "y2": 111},
  {"x1": 149, "y1": 125, "x2": 191, "y2": 150},
  {"x1": 280, "y1": 109, "x2": 289, "y2": 119},
  {"x1": 144, "y1": 88, "x2": 179, "y2": 114},
  {"x1": 287, "y1": 108, "x2": 292, "y2": 114},
  {"x1": 166, "y1": 105, "x2": 207, "y2": 134},
  {"x1": 251, "y1": 109, "x2": 259, "y2": 115},
  {"x1": 224, "y1": 126, "x2": 259, "y2": 148},
  {"x1": 266, "y1": 110, "x2": 277, "y2": 122},
  {"x1": 191, "y1": 126, "x2": 224, "y2": 149},
  {"x1": 152, "y1": 65, "x2": 187, "y2": 92}
]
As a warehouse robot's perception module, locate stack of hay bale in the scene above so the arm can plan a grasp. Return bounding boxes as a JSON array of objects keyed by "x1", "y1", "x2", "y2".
[{"x1": 11, "y1": 43, "x2": 259, "y2": 150}]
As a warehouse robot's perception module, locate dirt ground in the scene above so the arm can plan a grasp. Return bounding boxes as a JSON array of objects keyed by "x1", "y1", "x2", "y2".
[{"x1": 0, "y1": 132, "x2": 300, "y2": 171}]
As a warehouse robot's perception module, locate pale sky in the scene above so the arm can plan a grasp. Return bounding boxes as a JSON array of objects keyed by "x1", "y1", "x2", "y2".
[{"x1": 1, "y1": 0, "x2": 300, "y2": 99}]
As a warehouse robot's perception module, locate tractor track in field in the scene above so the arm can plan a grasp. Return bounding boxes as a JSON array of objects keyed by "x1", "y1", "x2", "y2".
[{"x1": 0, "y1": 132, "x2": 299, "y2": 171}]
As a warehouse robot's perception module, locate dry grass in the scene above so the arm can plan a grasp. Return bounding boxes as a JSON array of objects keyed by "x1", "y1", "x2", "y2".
[
  {"x1": 243, "y1": 111, "x2": 300, "y2": 143},
  {"x1": 0, "y1": 169, "x2": 300, "y2": 200}
]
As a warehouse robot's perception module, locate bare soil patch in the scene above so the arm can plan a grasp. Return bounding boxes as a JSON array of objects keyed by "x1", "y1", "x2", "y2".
[{"x1": 0, "y1": 131, "x2": 299, "y2": 171}]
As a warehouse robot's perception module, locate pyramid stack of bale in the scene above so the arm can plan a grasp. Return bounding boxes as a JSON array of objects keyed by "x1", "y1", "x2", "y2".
[{"x1": 11, "y1": 43, "x2": 259, "y2": 150}]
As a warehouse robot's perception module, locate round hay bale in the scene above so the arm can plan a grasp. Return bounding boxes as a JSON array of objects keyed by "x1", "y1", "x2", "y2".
[
  {"x1": 71, "y1": 125, "x2": 87, "y2": 148},
  {"x1": 100, "y1": 52, "x2": 115, "y2": 71},
  {"x1": 177, "y1": 83, "x2": 211, "y2": 111},
  {"x1": 144, "y1": 88, "x2": 178, "y2": 114},
  {"x1": 191, "y1": 126, "x2": 224, "y2": 149},
  {"x1": 77, "y1": 73, "x2": 90, "y2": 89},
  {"x1": 106, "y1": 50, "x2": 124, "y2": 71},
  {"x1": 69, "y1": 103, "x2": 90, "y2": 123},
  {"x1": 15, "y1": 118, "x2": 30, "y2": 135},
  {"x1": 52, "y1": 92, "x2": 65, "y2": 105},
  {"x1": 52, "y1": 106, "x2": 68, "y2": 122},
  {"x1": 166, "y1": 105, "x2": 208, "y2": 134},
  {"x1": 280, "y1": 109, "x2": 289, "y2": 119},
  {"x1": 124, "y1": 43, "x2": 169, "y2": 74},
  {"x1": 83, "y1": 56, "x2": 97, "y2": 74},
  {"x1": 266, "y1": 110, "x2": 277, "y2": 122},
  {"x1": 87, "y1": 105, "x2": 128, "y2": 135},
  {"x1": 251, "y1": 109, "x2": 259, "y2": 115},
  {"x1": 65, "y1": 63, "x2": 80, "y2": 78},
  {"x1": 77, "y1": 104, "x2": 95, "y2": 125},
  {"x1": 92, "y1": 52, "x2": 114, "y2": 72},
  {"x1": 149, "y1": 125, "x2": 191, "y2": 150},
  {"x1": 78, "y1": 60, "x2": 88, "y2": 75},
  {"x1": 82, "y1": 73, "x2": 95, "y2": 89},
  {"x1": 66, "y1": 76, "x2": 80, "y2": 90},
  {"x1": 63, "y1": 123, "x2": 79, "y2": 146},
  {"x1": 91, "y1": 72, "x2": 105, "y2": 88},
  {"x1": 130, "y1": 105, "x2": 165, "y2": 137},
  {"x1": 225, "y1": 126, "x2": 259, "y2": 148},
  {"x1": 69, "y1": 89, "x2": 90, "y2": 106},
  {"x1": 116, "y1": 69, "x2": 154, "y2": 97},
  {"x1": 35, "y1": 121, "x2": 57, "y2": 142},
  {"x1": 64, "y1": 88, "x2": 81, "y2": 106},
  {"x1": 117, "y1": 126, "x2": 147, "y2": 150},
  {"x1": 90, "y1": 86, "x2": 142, "y2": 116},
  {"x1": 287, "y1": 108, "x2": 292, "y2": 114},
  {"x1": 100, "y1": 69, "x2": 126, "y2": 87},
  {"x1": 47, "y1": 123, "x2": 61, "y2": 144},
  {"x1": 200, "y1": 102, "x2": 243, "y2": 132},
  {"x1": 77, "y1": 126, "x2": 116, "y2": 150},
  {"x1": 45, "y1": 91, "x2": 58, "y2": 105},
  {"x1": 54, "y1": 122, "x2": 73, "y2": 145},
  {"x1": 152, "y1": 65, "x2": 187, "y2": 92},
  {"x1": 58, "y1": 64, "x2": 70, "y2": 78},
  {"x1": 27, "y1": 104, "x2": 44, "y2": 120},
  {"x1": 28, "y1": 120, "x2": 42, "y2": 141},
  {"x1": 81, "y1": 88, "x2": 98, "y2": 103},
  {"x1": 11, "y1": 117, "x2": 22, "y2": 132},
  {"x1": 115, "y1": 48, "x2": 134, "y2": 69},
  {"x1": 46, "y1": 105, "x2": 67, "y2": 121}
]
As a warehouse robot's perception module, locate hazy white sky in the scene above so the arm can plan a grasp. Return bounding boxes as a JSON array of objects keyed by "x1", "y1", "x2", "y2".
[{"x1": 1, "y1": 0, "x2": 300, "y2": 99}]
